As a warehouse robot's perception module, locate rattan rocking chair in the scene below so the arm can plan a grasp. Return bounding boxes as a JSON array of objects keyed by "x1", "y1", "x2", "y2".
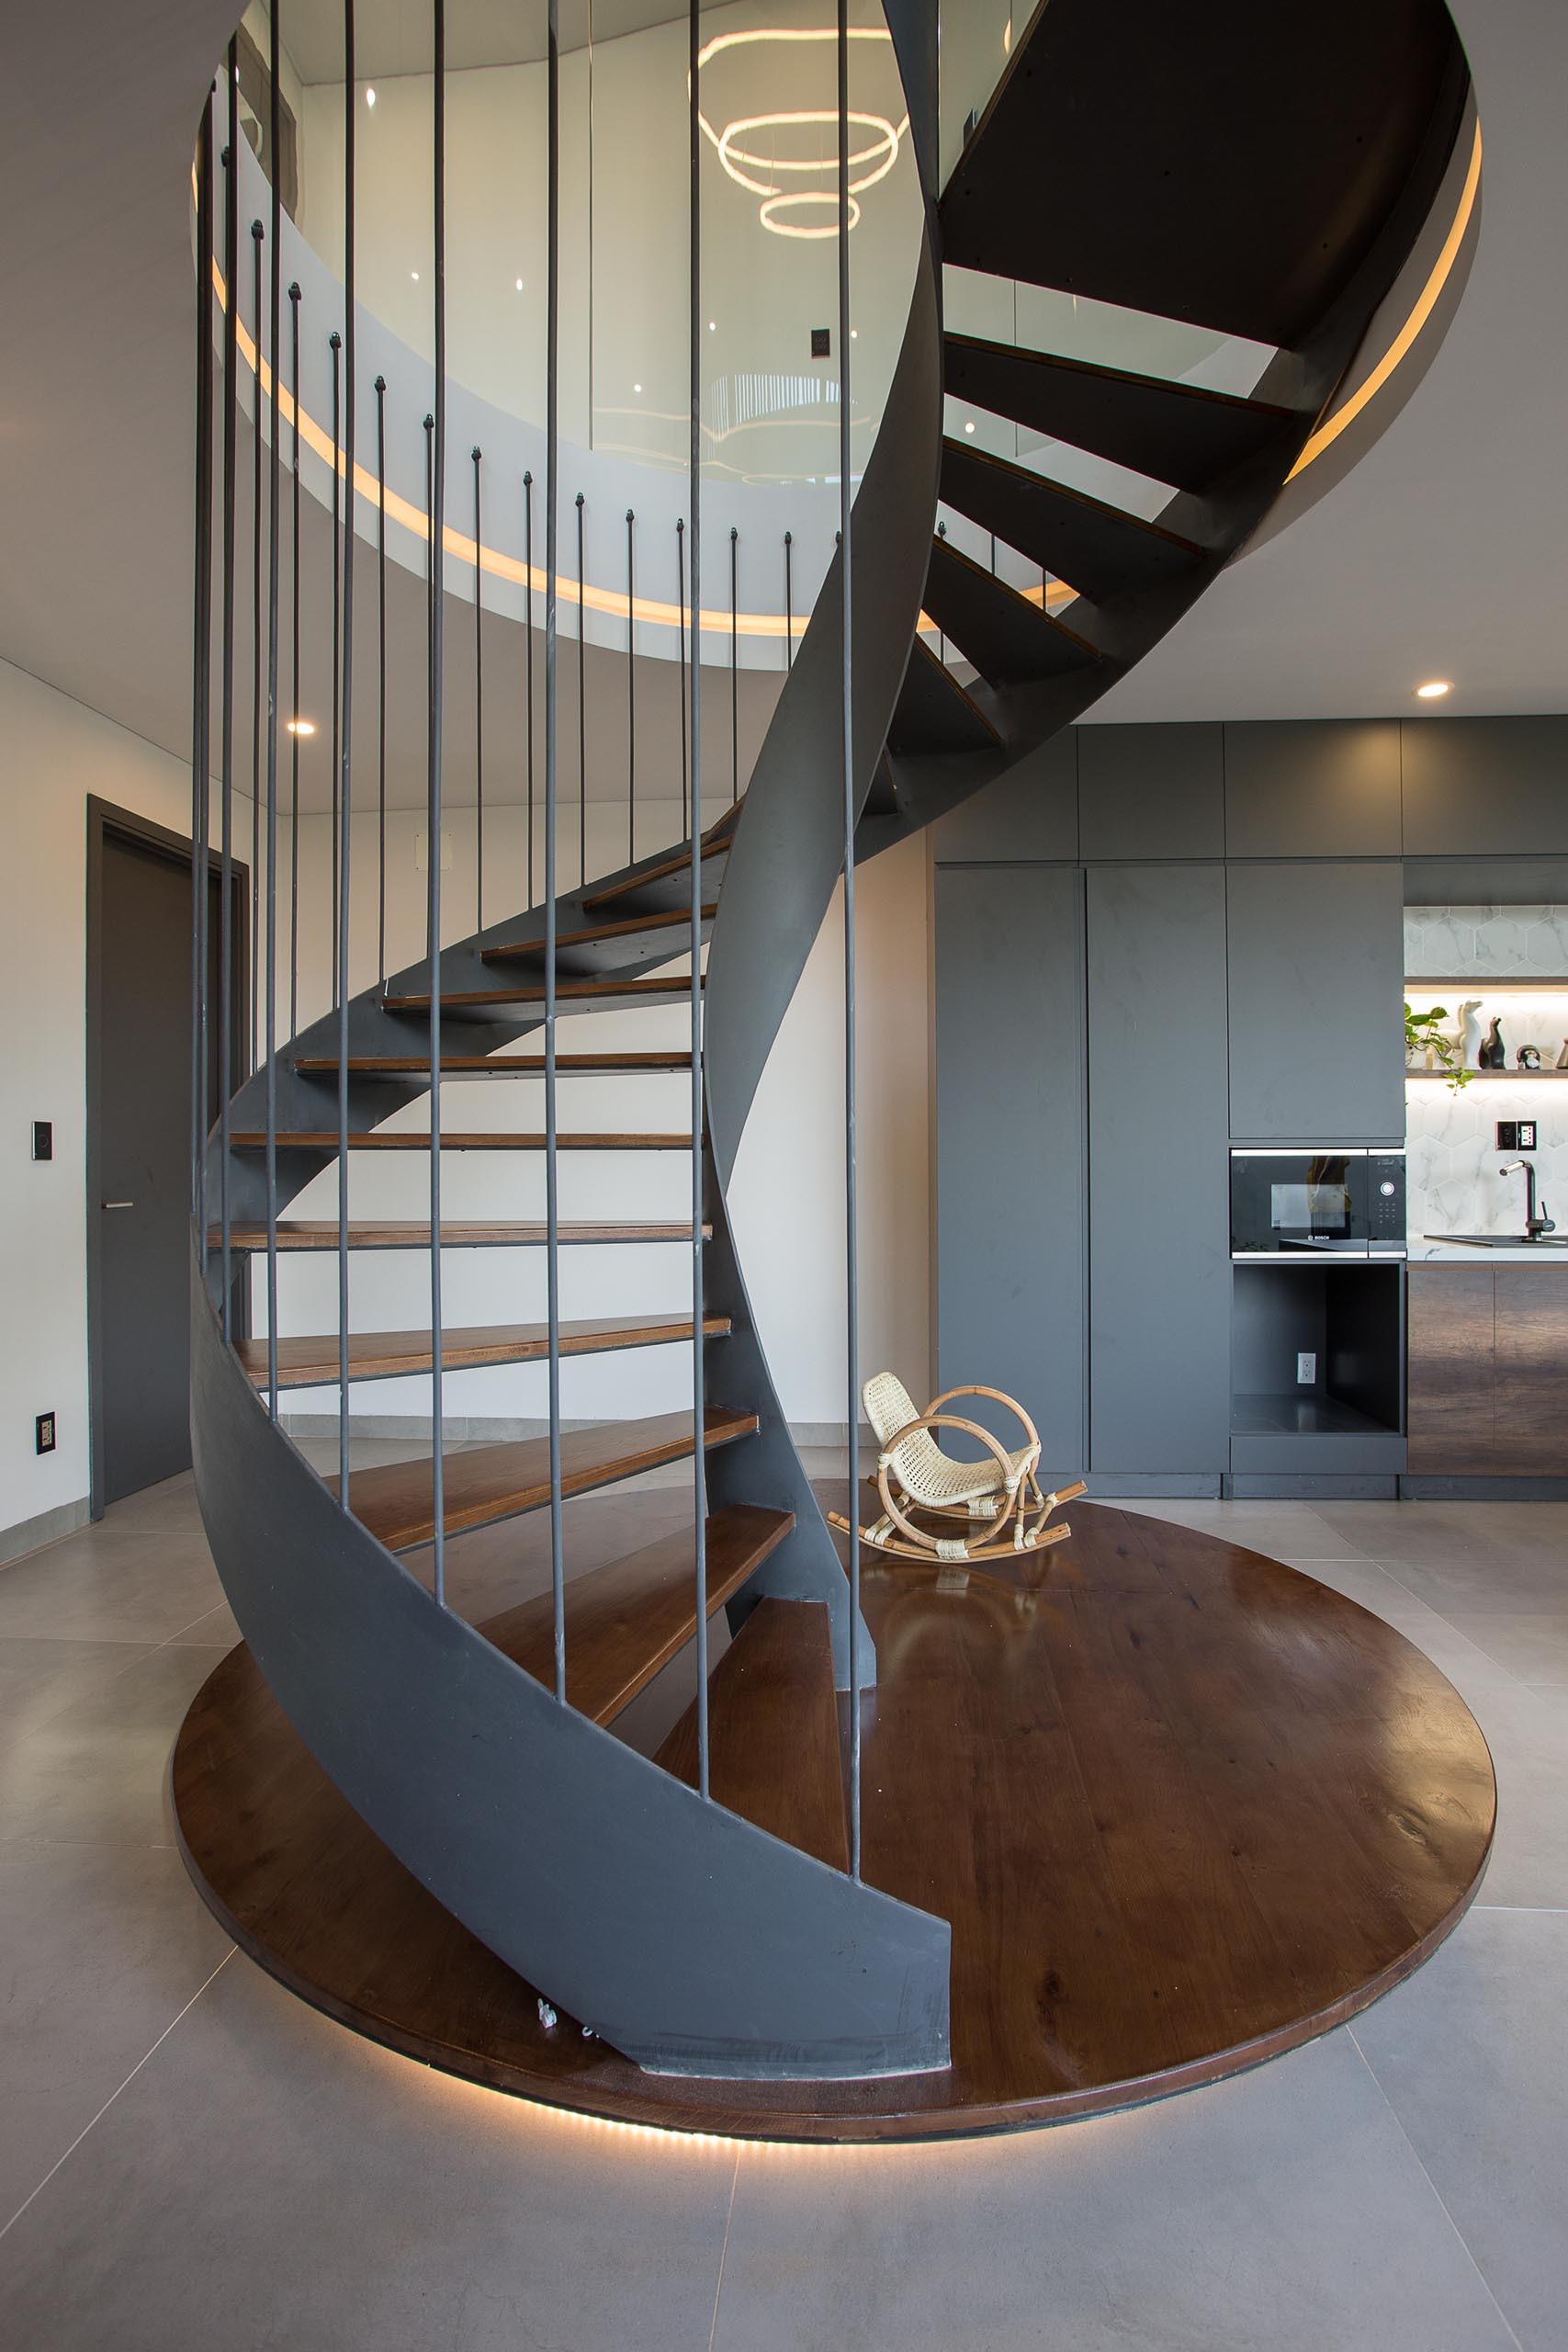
[{"x1": 827, "y1": 1371, "x2": 1086, "y2": 1566}]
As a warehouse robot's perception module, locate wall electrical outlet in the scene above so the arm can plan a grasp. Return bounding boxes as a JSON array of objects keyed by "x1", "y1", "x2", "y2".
[
  {"x1": 35, "y1": 1411, "x2": 56, "y2": 1455},
  {"x1": 1296, "y1": 1352, "x2": 1317, "y2": 1386},
  {"x1": 31, "y1": 1120, "x2": 52, "y2": 1160},
  {"x1": 1497, "y1": 1120, "x2": 1538, "y2": 1151},
  {"x1": 810, "y1": 326, "x2": 830, "y2": 358}
]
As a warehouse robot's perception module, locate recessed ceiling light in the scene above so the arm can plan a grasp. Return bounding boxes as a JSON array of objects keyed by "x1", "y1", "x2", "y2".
[
  {"x1": 515, "y1": 277, "x2": 524, "y2": 291},
  {"x1": 365, "y1": 86, "x2": 376, "y2": 107},
  {"x1": 964, "y1": 419, "x2": 976, "y2": 435},
  {"x1": 633, "y1": 382, "x2": 642, "y2": 393},
  {"x1": 412, "y1": 270, "x2": 420, "y2": 282},
  {"x1": 1416, "y1": 679, "x2": 1452, "y2": 699},
  {"x1": 850, "y1": 327, "x2": 858, "y2": 339},
  {"x1": 287, "y1": 718, "x2": 316, "y2": 737},
  {"x1": 708, "y1": 320, "x2": 716, "y2": 332}
]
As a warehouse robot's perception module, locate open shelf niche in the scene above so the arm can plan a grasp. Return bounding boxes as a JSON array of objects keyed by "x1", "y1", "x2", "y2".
[{"x1": 1231, "y1": 1262, "x2": 1404, "y2": 1475}]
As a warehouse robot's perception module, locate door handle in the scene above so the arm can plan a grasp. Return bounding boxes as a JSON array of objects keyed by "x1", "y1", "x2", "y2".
[{"x1": 102, "y1": 1200, "x2": 135, "y2": 1210}]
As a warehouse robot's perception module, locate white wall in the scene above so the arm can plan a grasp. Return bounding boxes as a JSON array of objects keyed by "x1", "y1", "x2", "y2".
[{"x1": 0, "y1": 658, "x2": 253, "y2": 1548}]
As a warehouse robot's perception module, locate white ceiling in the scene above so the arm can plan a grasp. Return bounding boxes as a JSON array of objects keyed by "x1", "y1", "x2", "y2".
[{"x1": 0, "y1": 0, "x2": 1562, "y2": 799}]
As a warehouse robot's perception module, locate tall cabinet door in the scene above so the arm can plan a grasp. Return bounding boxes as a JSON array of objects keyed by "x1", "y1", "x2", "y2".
[
  {"x1": 934, "y1": 865, "x2": 1088, "y2": 1479},
  {"x1": 1226, "y1": 861, "x2": 1404, "y2": 1141},
  {"x1": 1088, "y1": 865, "x2": 1231, "y2": 1476}
]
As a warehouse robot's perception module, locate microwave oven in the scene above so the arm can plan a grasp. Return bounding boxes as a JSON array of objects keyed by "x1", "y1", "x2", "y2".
[{"x1": 1230, "y1": 1149, "x2": 1406, "y2": 1260}]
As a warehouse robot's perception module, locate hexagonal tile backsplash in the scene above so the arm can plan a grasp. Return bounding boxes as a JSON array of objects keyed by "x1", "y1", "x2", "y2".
[{"x1": 1405, "y1": 904, "x2": 1568, "y2": 1238}]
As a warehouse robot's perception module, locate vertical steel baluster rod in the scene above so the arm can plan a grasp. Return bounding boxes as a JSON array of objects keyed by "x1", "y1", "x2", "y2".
[
  {"x1": 337, "y1": 0, "x2": 358, "y2": 1510},
  {"x1": 676, "y1": 518, "x2": 688, "y2": 840},
  {"x1": 330, "y1": 330, "x2": 343, "y2": 1010},
  {"x1": 219, "y1": 56, "x2": 240, "y2": 1336},
  {"x1": 687, "y1": 0, "x2": 709, "y2": 1799},
  {"x1": 783, "y1": 529, "x2": 793, "y2": 674},
  {"x1": 289, "y1": 284, "x2": 302, "y2": 1040},
  {"x1": 472, "y1": 445, "x2": 484, "y2": 933},
  {"x1": 265, "y1": 8, "x2": 283, "y2": 1417},
  {"x1": 191, "y1": 89, "x2": 215, "y2": 1266},
  {"x1": 837, "y1": 0, "x2": 862, "y2": 1879},
  {"x1": 729, "y1": 524, "x2": 738, "y2": 804},
  {"x1": 524, "y1": 471, "x2": 536, "y2": 906},
  {"x1": 376, "y1": 377, "x2": 388, "y2": 985},
  {"x1": 428, "y1": 0, "x2": 448, "y2": 1600},
  {"x1": 575, "y1": 490, "x2": 587, "y2": 889},
  {"x1": 626, "y1": 507, "x2": 636, "y2": 866},
  {"x1": 251, "y1": 220, "x2": 264, "y2": 1080},
  {"x1": 545, "y1": 0, "x2": 566, "y2": 1697}
]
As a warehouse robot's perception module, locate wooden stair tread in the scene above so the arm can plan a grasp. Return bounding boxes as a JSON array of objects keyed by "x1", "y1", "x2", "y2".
[
  {"x1": 940, "y1": 437, "x2": 1202, "y2": 604},
  {"x1": 923, "y1": 535, "x2": 1101, "y2": 690},
  {"x1": 942, "y1": 331, "x2": 1300, "y2": 495},
  {"x1": 383, "y1": 976, "x2": 703, "y2": 1014},
  {"x1": 332, "y1": 1406, "x2": 759, "y2": 1550},
  {"x1": 220, "y1": 1219, "x2": 710, "y2": 1251},
  {"x1": 483, "y1": 905, "x2": 718, "y2": 961},
  {"x1": 581, "y1": 839, "x2": 730, "y2": 914},
  {"x1": 888, "y1": 637, "x2": 1001, "y2": 758},
  {"x1": 293, "y1": 1053, "x2": 694, "y2": 1077},
  {"x1": 230, "y1": 1131, "x2": 693, "y2": 1152},
  {"x1": 655, "y1": 1598, "x2": 849, "y2": 1871},
  {"x1": 478, "y1": 1505, "x2": 794, "y2": 1725},
  {"x1": 235, "y1": 1312, "x2": 730, "y2": 1389}
]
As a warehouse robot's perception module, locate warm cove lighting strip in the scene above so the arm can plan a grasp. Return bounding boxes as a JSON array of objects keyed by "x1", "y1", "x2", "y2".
[
  {"x1": 211, "y1": 254, "x2": 803, "y2": 644},
  {"x1": 1286, "y1": 119, "x2": 1483, "y2": 481},
  {"x1": 207, "y1": 112, "x2": 1479, "y2": 642}
]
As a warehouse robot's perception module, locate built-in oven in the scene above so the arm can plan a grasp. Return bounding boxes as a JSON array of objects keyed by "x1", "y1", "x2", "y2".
[{"x1": 1230, "y1": 1149, "x2": 1406, "y2": 1261}]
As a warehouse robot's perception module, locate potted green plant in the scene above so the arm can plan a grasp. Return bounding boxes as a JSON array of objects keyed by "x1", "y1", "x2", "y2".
[{"x1": 1404, "y1": 1001, "x2": 1472, "y2": 1091}]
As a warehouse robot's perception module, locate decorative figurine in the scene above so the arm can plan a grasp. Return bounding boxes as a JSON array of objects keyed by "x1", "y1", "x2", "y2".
[
  {"x1": 1517, "y1": 1045, "x2": 1542, "y2": 1071},
  {"x1": 1480, "y1": 1017, "x2": 1506, "y2": 1069},
  {"x1": 1460, "y1": 1000, "x2": 1484, "y2": 1069}
]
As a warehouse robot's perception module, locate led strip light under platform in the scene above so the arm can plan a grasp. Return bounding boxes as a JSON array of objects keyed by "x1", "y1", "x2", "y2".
[{"x1": 173, "y1": 1495, "x2": 1495, "y2": 2143}]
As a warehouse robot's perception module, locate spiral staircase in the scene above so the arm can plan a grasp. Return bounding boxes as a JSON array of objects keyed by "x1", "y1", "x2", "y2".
[{"x1": 182, "y1": 0, "x2": 1471, "y2": 2086}]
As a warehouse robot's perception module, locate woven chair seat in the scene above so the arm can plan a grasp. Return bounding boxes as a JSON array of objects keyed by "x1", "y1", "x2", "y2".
[{"x1": 864, "y1": 1370, "x2": 1035, "y2": 1516}]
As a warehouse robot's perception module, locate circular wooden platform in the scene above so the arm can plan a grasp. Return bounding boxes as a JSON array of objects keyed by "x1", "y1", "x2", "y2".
[{"x1": 173, "y1": 1500, "x2": 1495, "y2": 2142}]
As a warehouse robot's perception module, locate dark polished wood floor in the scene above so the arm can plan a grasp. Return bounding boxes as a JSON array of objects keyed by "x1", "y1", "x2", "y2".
[{"x1": 173, "y1": 1492, "x2": 1495, "y2": 2141}]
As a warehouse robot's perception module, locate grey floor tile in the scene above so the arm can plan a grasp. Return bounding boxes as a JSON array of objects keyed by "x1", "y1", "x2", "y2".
[
  {"x1": 88, "y1": 1475, "x2": 205, "y2": 1537},
  {"x1": 0, "y1": 1531, "x2": 226, "y2": 1645},
  {"x1": 1450, "y1": 1684, "x2": 1568, "y2": 1910},
  {"x1": 0, "y1": 1959, "x2": 737, "y2": 2352},
  {"x1": 0, "y1": 1645, "x2": 229, "y2": 1849},
  {"x1": 0, "y1": 1844, "x2": 231, "y2": 2233},
  {"x1": 1354, "y1": 1908, "x2": 1568, "y2": 2352},
  {"x1": 162, "y1": 1599, "x2": 242, "y2": 1648},
  {"x1": 1439, "y1": 1612, "x2": 1568, "y2": 1694},
  {"x1": 713, "y1": 2032, "x2": 1516, "y2": 2352},
  {"x1": 1109, "y1": 1498, "x2": 1369, "y2": 1558},
  {"x1": 0, "y1": 1635, "x2": 155, "y2": 1755}
]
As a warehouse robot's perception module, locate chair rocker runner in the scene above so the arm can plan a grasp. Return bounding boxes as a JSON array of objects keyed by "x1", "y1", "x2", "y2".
[{"x1": 828, "y1": 1372, "x2": 1087, "y2": 1566}]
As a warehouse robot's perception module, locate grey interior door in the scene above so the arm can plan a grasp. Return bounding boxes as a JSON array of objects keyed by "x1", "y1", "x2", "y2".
[{"x1": 93, "y1": 819, "x2": 241, "y2": 1506}]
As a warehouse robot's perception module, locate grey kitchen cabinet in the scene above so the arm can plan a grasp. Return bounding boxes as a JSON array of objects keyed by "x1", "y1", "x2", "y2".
[
  {"x1": 1226, "y1": 860, "x2": 1404, "y2": 1140},
  {"x1": 1087, "y1": 865, "x2": 1231, "y2": 1476},
  {"x1": 930, "y1": 728, "x2": 1077, "y2": 863},
  {"x1": 934, "y1": 864, "x2": 1089, "y2": 1477},
  {"x1": 1224, "y1": 720, "x2": 1402, "y2": 857},
  {"x1": 1077, "y1": 722, "x2": 1224, "y2": 863},
  {"x1": 1403, "y1": 716, "x2": 1568, "y2": 857}
]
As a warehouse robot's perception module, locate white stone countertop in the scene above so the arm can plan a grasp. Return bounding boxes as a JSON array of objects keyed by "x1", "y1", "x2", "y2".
[{"x1": 1408, "y1": 1238, "x2": 1568, "y2": 1264}]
